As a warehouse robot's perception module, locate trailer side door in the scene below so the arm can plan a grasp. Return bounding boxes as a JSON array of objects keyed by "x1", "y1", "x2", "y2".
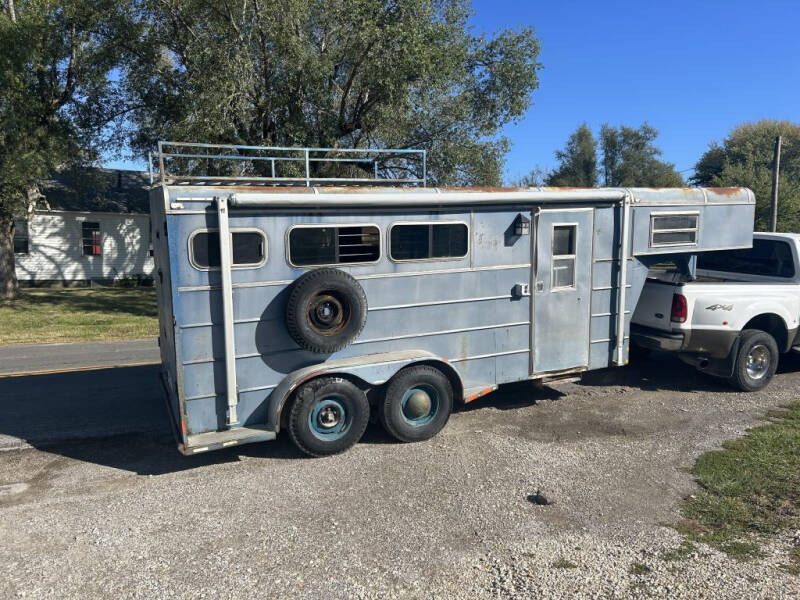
[{"x1": 533, "y1": 208, "x2": 594, "y2": 374}]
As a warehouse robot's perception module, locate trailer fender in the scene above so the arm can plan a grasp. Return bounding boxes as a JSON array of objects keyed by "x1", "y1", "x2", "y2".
[{"x1": 266, "y1": 350, "x2": 462, "y2": 432}]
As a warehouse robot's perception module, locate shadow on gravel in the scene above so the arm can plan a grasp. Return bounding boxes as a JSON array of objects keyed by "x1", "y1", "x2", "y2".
[
  {"x1": 459, "y1": 379, "x2": 565, "y2": 413},
  {"x1": 0, "y1": 365, "x2": 307, "y2": 476},
  {"x1": 578, "y1": 351, "x2": 736, "y2": 393}
]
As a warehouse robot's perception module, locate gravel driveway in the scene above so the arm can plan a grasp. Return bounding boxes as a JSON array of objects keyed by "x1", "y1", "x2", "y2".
[{"x1": 1, "y1": 353, "x2": 798, "y2": 599}]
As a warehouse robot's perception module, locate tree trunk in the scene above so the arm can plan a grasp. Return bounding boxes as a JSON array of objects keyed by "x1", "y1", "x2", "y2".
[{"x1": 0, "y1": 211, "x2": 19, "y2": 300}]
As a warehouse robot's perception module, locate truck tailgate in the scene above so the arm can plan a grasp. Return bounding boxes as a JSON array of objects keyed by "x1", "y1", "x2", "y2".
[{"x1": 632, "y1": 279, "x2": 679, "y2": 332}]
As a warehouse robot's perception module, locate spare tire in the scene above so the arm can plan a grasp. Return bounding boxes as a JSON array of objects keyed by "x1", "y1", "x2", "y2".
[{"x1": 286, "y1": 268, "x2": 368, "y2": 353}]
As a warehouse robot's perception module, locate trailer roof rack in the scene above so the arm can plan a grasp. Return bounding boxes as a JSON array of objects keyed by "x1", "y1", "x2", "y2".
[{"x1": 149, "y1": 141, "x2": 427, "y2": 188}]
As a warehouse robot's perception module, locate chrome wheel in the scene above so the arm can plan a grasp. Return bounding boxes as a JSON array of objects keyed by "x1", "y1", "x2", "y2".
[{"x1": 745, "y1": 344, "x2": 771, "y2": 380}]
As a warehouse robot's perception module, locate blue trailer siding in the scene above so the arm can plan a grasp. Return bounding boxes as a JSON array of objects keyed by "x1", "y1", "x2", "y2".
[
  {"x1": 167, "y1": 208, "x2": 532, "y2": 434},
  {"x1": 151, "y1": 184, "x2": 756, "y2": 447}
]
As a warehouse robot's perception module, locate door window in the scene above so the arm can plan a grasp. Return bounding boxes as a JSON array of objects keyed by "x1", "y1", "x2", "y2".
[{"x1": 552, "y1": 224, "x2": 576, "y2": 289}]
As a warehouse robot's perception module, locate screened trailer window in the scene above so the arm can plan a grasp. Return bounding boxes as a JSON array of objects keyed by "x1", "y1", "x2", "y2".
[
  {"x1": 390, "y1": 223, "x2": 468, "y2": 261},
  {"x1": 191, "y1": 231, "x2": 266, "y2": 268},
  {"x1": 289, "y1": 225, "x2": 380, "y2": 266},
  {"x1": 82, "y1": 222, "x2": 101, "y2": 256},
  {"x1": 697, "y1": 239, "x2": 796, "y2": 278},
  {"x1": 552, "y1": 224, "x2": 576, "y2": 289},
  {"x1": 650, "y1": 213, "x2": 699, "y2": 247}
]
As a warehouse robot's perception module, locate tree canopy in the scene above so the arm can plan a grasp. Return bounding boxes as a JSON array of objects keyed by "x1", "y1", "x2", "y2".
[
  {"x1": 545, "y1": 123, "x2": 597, "y2": 187},
  {"x1": 599, "y1": 123, "x2": 683, "y2": 187},
  {"x1": 691, "y1": 120, "x2": 800, "y2": 231},
  {"x1": 123, "y1": 0, "x2": 542, "y2": 186},
  {"x1": 0, "y1": 0, "x2": 129, "y2": 298},
  {"x1": 523, "y1": 122, "x2": 682, "y2": 188}
]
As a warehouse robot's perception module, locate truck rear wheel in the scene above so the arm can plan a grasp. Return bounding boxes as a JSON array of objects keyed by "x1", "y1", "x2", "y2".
[
  {"x1": 379, "y1": 365, "x2": 453, "y2": 442},
  {"x1": 728, "y1": 329, "x2": 779, "y2": 392},
  {"x1": 288, "y1": 377, "x2": 370, "y2": 457}
]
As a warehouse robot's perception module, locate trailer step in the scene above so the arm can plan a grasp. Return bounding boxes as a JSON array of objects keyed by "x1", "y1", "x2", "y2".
[{"x1": 182, "y1": 425, "x2": 276, "y2": 455}]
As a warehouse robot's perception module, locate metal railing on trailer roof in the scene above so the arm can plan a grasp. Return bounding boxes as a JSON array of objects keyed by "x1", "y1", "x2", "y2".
[{"x1": 148, "y1": 141, "x2": 427, "y2": 187}]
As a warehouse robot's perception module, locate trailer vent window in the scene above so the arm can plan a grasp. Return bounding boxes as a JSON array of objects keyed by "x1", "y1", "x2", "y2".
[
  {"x1": 650, "y1": 213, "x2": 699, "y2": 247},
  {"x1": 390, "y1": 223, "x2": 468, "y2": 261},
  {"x1": 551, "y1": 225, "x2": 577, "y2": 289},
  {"x1": 82, "y1": 222, "x2": 101, "y2": 256},
  {"x1": 289, "y1": 225, "x2": 380, "y2": 266},
  {"x1": 191, "y1": 231, "x2": 266, "y2": 268}
]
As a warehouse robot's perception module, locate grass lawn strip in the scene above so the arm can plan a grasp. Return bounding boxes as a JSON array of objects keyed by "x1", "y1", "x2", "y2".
[
  {"x1": 0, "y1": 287, "x2": 158, "y2": 345},
  {"x1": 675, "y1": 401, "x2": 800, "y2": 572}
]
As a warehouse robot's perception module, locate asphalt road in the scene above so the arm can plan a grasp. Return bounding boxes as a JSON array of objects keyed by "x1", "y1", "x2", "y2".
[
  {"x1": 1, "y1": 353, "x2": 799, "y2": 599},
  {"x1": 0, "y1": 339, "x2": 158, "y2": 376},
  {"x1": 0, "y1": 364, "x2": 168, "y2": 452}
]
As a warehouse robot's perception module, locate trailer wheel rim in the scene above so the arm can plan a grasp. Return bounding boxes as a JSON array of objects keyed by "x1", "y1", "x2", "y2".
[
  {"x1": 309, "y1": 398, "x2": 351, "y2": 440},
  {"x1": 400, "y1": 385, "x2": 439, "y2": 426},
  {"x1": 745, "y1": 344, "x2": 771, "y2": 380}
]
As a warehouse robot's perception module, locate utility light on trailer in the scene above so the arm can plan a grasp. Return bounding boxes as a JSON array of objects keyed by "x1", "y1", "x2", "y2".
[{"x1": 514, "y1": 213, "x2": 531, "y2": 236}]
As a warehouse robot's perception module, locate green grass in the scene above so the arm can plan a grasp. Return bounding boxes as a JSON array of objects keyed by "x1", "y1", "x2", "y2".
[
  {"x1": 0, "y1": 287, "x2": 158, "y2": 345},
  {"x1": 675, "y1": 402, "x2": 800, "y2": 569}
]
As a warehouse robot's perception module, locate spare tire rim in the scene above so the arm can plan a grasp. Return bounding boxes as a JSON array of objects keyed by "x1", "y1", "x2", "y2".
[
  {"x1": 746, "y1": 344, "x2": 770, "y2": 380},
  {"x1": 308, "y1": 292, "x2": 349, "y2": 336},
  {"x1": 400, "y1": 384, "x2": 439, "y2": 427}
]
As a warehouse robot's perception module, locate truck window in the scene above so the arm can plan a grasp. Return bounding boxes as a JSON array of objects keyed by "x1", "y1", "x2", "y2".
[
  {"x1": 390, "y1": 223, "x2": 468, "y2": 261},
  {"x1": 191, "y1": 230, "x2": 266, "y2": 269},
  {"x1": 289, "y1": 225, "x2": 380, "y2": 266},
  {"x1": 552, "y1": 224, "x2": 576, "y2": 289},
  {"x1": 697, "y1": 239, "x2": 796, "y2": 278}
]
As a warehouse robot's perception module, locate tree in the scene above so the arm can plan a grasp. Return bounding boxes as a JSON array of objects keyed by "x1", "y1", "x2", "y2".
[
  {"x1": 0, "y1": 0, "x2": 128, "y2": 299},
  {"x1": 691, "y1": 120, "x2": 800, "y2": 231},
  {"x1": 599, "y1": 123, "x2": 683, "y2": 187},
  {"x1": 123, "y1": 0, "x2": 541, "y2": 186},
  {"x1": 545, "y1": 123, "x2": 598, "y2": 187}
]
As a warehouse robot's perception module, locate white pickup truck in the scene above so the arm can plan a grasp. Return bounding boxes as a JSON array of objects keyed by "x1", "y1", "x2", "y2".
[{"x1": 631, "y1": 232, "x2": 800, "y2": 391}]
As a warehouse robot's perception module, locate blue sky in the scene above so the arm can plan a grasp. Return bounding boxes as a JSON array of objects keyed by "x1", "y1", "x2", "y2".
[
  {"x1": 107, "y1": 0, "x2": 800, "y2": 182},
  {"x1": 471, "y1": 0, "x2": 800, "y2": 182}
]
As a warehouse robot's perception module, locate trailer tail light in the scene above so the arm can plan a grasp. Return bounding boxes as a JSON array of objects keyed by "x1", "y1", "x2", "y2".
[{"x1": 671, "y1": 294, "x2": 687, "y2": 323}]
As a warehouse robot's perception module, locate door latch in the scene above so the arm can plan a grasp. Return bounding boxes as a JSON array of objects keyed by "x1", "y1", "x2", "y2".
[{"x1": 512, "y1": 283, "x2": 530, "y2": 298}]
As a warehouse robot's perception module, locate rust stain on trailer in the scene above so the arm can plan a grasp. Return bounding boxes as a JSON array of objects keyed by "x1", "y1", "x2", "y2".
[
  {"x1": 705, "y1": 187, "x2": 743, "y2": 197},
  {"x1": 464, "y1": 386, "x2": 497, "y2": 403}
]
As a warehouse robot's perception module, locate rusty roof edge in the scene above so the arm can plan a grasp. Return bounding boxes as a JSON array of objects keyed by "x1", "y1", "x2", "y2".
[
  {"x1": 226, "y1": 186, "x2": 754, "y2": 208},
  {"x1": 229, "y1": 187, "x2": 628, "y2": 207}
]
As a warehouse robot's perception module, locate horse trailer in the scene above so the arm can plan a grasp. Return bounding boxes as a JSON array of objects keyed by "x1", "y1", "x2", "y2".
[{"x1": 149, "y1": 143, "x2": 755, "y2": 457}]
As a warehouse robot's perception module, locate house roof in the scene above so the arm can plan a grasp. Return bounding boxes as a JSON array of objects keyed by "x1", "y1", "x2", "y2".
[{"x1": 39, "y1": 168, "x2": 150, "y2": 214}]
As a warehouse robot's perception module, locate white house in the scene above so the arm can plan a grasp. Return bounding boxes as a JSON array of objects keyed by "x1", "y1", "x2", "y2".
[{"x1": 13, "y1": 169, "x2": 155, "y2": 285}]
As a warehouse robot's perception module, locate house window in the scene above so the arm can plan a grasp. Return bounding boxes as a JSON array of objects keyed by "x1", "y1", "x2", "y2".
[
  {"x1": 289, "y1": 225, "x2": 380, "y2": 266},
  {"x1": 551, "y1": 224, "x2": 576, "y2": 289},
  {"x1": 13, "y1": 220, "x2": 29, "y2": 255},
  {"x1": 190, "y1": 230, "x2": 267, "y2": 269},
  {"x1": 82, "y1": 222, "x2": 101, "y2": 256},
  {"x1": 650, "y1": 213, "x2": 699, "y2": 247},
  {"x1": 389, "y1": 223, "x2": 468, "y2": 261}
]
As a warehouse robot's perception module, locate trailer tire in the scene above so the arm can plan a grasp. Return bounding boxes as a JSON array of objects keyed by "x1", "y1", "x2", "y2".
[
  {"x1": 286, "y1": 268, "x2": 368, "y2": 353},
  {"x1": 379, "y1": 365, "x2": 453, "y2": 443},
  {"x1": 727, "y1": 329, "x2": 779, "y2": 392},
  {"x1": 288, "y1": 377, "x2": 370, "y2": 457}
]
